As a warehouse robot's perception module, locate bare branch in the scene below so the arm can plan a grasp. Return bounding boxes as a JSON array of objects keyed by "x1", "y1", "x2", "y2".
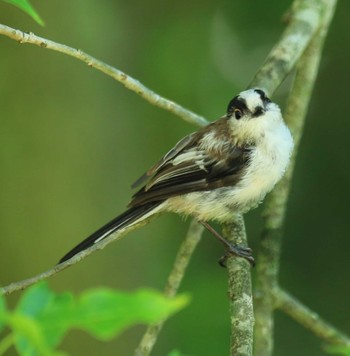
[
  {"x1": 0, "y1": 24, "x2": 208, "y2": 127},
  {"x1": 275, "y1": 288, "x2": 350, "y2": 347},
  {"x1": 135, "y1": 220, "x2": 204, "y2": 356}
]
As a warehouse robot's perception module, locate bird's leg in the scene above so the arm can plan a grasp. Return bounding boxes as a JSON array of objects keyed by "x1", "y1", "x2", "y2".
[{"x1": 199, "y1": 221, "x2": 255, "y2": 266}]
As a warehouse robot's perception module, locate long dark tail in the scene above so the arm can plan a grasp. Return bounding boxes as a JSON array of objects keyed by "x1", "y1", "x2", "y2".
[{"x1": 59, "y1": 201, "x2": 163, "y2": 263}]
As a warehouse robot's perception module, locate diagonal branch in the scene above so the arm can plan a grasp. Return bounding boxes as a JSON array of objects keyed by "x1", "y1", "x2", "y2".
[
  {"x1": 250, "y1": 0, "x2": 323, "y2": 94},
  {"x1": 275, "y1": 288, "x2": 350, "y2": 347},
  {"x1": 0, "y1": 24, "x2": 208, "y2": 127},
  {"x1": 135, "y1": 220, "x2": 204, "y2": 356}
]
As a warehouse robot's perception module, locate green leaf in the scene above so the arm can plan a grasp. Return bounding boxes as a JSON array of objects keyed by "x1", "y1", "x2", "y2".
[
  {"x1": 15, "y1": 282, "x2": 73, "y2": 354},
  {"x1": 6, "y1": 313, "x2": 61, "y2": 356},
  {"x1": 16, "y1": 281, "x2": 54, "y2": 318},
  {"x1": 76, "y1": 288, "x2": 190, "y2": 340},
  {"x1": 3, "y1": 282, "x2": 189, "y2": 353},
  {"x1": 2, "y1": 0, "x2": 45, "y2": 26}
]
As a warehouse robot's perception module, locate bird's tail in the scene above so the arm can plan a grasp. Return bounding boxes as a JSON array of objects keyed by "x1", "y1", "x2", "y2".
[{"x1": 59, "y1": 201, "x2": 163, "y2": 263}]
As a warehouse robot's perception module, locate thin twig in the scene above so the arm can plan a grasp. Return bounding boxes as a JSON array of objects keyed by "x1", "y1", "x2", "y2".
[
  {"x1": 275, "y1": 288, "x2": 350, "y2": 347},
  {"x1": 253, "y1": 1, "x2": 338, "y2": 355},
  {"x1": 135, "y1": 220, "x2": 204, "y2": 356},
  {"x1": 0, "y1": 24, "x2": 208, "y2": 127}
]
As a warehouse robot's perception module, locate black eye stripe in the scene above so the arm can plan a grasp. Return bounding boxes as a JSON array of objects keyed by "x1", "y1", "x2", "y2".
[
  {"x1": 227, "y1": 97, "x2": 248, "y2": 117},
  {"x1": 253, "y1": 106, "x2": 264, "y2": 117}
]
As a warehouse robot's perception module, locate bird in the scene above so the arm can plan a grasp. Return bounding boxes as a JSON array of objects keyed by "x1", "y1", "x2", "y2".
[{"x1": 59, "y1": 88, "x2": 294, "y2": 265}]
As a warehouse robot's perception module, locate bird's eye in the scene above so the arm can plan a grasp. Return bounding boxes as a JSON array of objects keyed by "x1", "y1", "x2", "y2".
[{"x1": 234, "y1": 109, "x2": 243, "y2": 120}]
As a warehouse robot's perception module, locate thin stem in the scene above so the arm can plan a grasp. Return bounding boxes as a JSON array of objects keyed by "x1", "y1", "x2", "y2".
[
  {"x1": 253, "y1": 1, "x2": 338, "y2": 355},
  {"x1": 0, "y1": 24, "x2": 208, "y2": 127},
  {"x1": 275, "y1": 288, "x2": 350, "y2": 347},
  {"x1": 135, "y1": 220, "x2": 204, "y2": 356}
]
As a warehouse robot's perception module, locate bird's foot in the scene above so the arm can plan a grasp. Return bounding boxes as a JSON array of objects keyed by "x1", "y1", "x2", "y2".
[
  {"x1": 219, "y1": 244, "x2": 255, "y2": 267},
  {"x1": 197, "y1": 221, "x2": 255, "y2": 267}
]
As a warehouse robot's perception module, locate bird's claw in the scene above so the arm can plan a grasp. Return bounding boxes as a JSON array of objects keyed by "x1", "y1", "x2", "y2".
[{"x1": 218, "y1": 244, "x2": 255, "y2": 267}]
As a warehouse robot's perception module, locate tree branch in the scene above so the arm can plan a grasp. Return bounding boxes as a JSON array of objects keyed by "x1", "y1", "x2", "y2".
[
  {"x1": 223, "y1": 215, "x2": 254, "y2": 356},
  {"x1": 250, "y1": 0, "x2": 322, "y2": 94},
  {"x1": 0, "y1": 24, "x2": 208, "y2": 127},
  {"x1": 253, "y1": 1, "x2": 338, "y2": 355},
  {"x1": 135, "y1": 220, "x2": 204, "y2": 356},
  {"x1": 275, "y1": 288, "x2": 350, "y2": 347}
]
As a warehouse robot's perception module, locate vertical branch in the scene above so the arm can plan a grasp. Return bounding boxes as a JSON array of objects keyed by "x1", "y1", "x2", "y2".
[
  {"x1": 253, "y1": 1, "x2": 338, "y2": 355},
  {"x1": 224, "y1": 215, "x2": 254, "y2": 356}
]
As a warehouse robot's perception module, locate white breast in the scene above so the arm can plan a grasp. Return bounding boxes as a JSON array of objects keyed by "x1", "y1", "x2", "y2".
[
  {"x1": 228, "y1": 121, "x2": 293, "y2": 211},
  {"x1": 166, "y1": 121, "x2": 293, "y2": 222}
]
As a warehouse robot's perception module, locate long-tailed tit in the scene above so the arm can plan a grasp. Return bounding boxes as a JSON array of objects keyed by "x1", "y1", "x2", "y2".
[{"x1": 59, "y1": 89, "x2": 293, "y2": 265}]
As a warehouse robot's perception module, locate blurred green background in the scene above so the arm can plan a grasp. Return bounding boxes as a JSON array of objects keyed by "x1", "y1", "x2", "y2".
[{"x1": 1, "y1": 1, "x2": 349, "y2": 355}]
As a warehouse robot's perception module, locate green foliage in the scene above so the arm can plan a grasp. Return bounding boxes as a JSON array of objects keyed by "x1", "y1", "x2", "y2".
[
  {"x1": 326, "y1": 345, "x2": 350, "y2": 356},
  {"x1": 0, "y1": 282, "x2": 189, "y2": 355},
  {"x1": 2, "y1": 0, "x2": 44, "y2": 26}
]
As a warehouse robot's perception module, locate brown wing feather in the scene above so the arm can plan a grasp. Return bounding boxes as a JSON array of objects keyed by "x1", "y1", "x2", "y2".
[
  {"x1": 129, "y1": 145, "x2": 251, "y2": 207},
  {"x1": 131, "y1": 132, "x2": 197, "y2": 189}
]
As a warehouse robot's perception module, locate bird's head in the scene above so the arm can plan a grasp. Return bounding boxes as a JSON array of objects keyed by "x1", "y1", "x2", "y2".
[{"x1": 226, "y1": 88, "x2": 283, "y2": 144}]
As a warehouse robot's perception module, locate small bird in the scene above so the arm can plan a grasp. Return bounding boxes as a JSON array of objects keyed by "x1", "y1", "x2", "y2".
[{"x1": 59, "y1": 89, "x2": 293, "y2": 265}]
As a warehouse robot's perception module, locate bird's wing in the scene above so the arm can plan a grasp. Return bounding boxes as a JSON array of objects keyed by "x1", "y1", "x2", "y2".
[
  {"x1": 129, "y1": 141, "x2": 251, "y2": 207},
  {"x1": 131, "y1": 132, "x2": 197, "y2": 189}
]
